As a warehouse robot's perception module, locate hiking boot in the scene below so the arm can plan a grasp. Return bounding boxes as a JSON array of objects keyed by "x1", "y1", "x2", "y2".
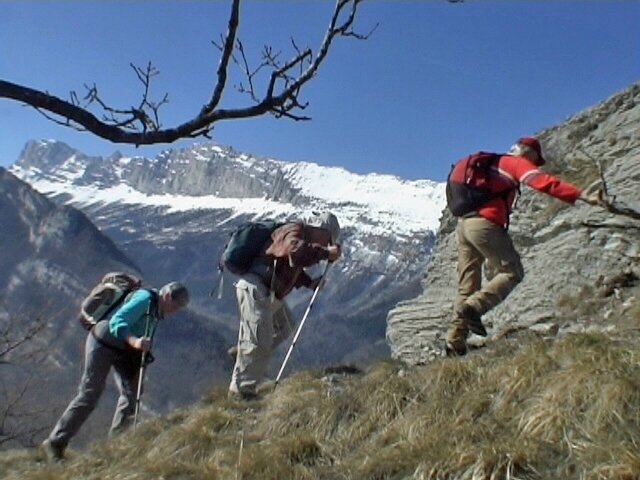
[
  {"x1": 41, "y1": 439, "x2": 65, "y2": 462},
  {"x1": 227, "y1": 388, "x2": 258, "y2": 402},
  {"x1": 444, "y1": 338, "x2": 468, "y2": 357},
  {"x1": 227, "y1": 345, "x2": 238, "y2": 362},
  {"x1": 457, "y1": 304, "x2": 487, "y2": 337}
]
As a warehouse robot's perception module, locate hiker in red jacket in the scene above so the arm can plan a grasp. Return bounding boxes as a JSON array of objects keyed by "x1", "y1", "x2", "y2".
[{"x1": 446, "y1": 137, "x2": 602, "y2": 356}]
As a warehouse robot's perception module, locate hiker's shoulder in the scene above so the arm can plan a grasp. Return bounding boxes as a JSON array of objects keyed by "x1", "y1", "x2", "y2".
[
  {"x1": 283, "y1": 223, "x2": 331, "y2": 246},
  {"x1": 498, "y1": 154, "x2": 538, "y2": 178},
  {"x1": 273, "y1": 222, "x2": 304, "y2": 238},
  {"x1": 126, "y1": 288, "x2": 154, "y2": 305}
]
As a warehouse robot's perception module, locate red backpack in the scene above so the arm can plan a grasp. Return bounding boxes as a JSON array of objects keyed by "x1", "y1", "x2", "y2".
[{"x1": 446, "y1": 152, "x2": 518, "y2": 217}]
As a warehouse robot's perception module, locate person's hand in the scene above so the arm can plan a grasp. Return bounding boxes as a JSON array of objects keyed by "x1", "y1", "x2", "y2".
[
  {"x1": 579, "y1": 189, "x2": 604, "y2": 206},
  {"x1": 308, "y1": 277, "x2": 324, "y2": 291},
  {"x1": 129, "y1": 336, "x2": 152, "y2": 352},
  {"x1": 327, "y1": 244, "x2": 342, "y2": 262}
]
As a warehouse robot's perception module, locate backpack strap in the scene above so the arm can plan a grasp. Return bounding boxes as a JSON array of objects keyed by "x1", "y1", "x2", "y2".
[
  {"x1": 495, "y1": 153, "x2": 520, "y2": 228},
  {"x1": 144, "y1": 289, "x2": 161, "y2": 322},
  {"x1": 478, "y1": 153, "x2": 520, "y2": 228}
]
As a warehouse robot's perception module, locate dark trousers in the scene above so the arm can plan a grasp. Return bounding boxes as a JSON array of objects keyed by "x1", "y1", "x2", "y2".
[{"x1": 47, "y1": 333, "x2": 141, "y2": 448}]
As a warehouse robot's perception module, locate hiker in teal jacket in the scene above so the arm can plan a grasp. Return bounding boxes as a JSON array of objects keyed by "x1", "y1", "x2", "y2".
[
  {"x1": 110, "y1": 290, "x2": 163, "y2": 350},
  {"x1": 42, "y1": 282, "x2": 189, "y2": 461}
]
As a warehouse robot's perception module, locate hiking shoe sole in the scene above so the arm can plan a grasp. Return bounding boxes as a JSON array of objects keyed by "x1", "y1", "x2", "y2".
[
  {"x1": 41, "y1": 439, "x2": 65, "y2": 462},
  {"x1": 227, "y1": 389, "x2": 258, "y2": 401},
  {"x1": 444, "y1": 340, "x2": 467, "y2": 357},
  {"x1": 227, "y1": 345, "x2": 238, "y2": 362},
  {"x1": 466, "y1": 318, "x2": 488, "y2": 337},
  {"x1": 457, "y1": 305, "x2": 488, "y2": 337}
]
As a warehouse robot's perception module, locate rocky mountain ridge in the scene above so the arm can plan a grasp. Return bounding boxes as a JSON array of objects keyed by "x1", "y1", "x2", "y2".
[{"x1": 387, "y1": 82, "x2": 640, "y2": 365}]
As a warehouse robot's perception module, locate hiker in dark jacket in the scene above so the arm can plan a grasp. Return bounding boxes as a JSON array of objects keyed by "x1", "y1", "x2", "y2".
[
  {"x1": 229, "y1": 212, "x2": 341, "y2": 400},
  {"x1": 41, "y1": 282, "x2": 189, "y2": 461},
  {"x1": 446, "y1": 136, "x2": 602, "y2": 356}
]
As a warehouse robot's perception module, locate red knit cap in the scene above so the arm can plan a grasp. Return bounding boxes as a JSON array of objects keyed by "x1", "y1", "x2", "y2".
[{"x1": 518, "y1": 137, "x2": 546, "y2": 165}]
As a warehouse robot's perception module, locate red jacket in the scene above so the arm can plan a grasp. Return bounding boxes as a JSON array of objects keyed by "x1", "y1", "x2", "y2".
[{"x1": 478, "y1": 155, "x2": 582, "y2": 227}]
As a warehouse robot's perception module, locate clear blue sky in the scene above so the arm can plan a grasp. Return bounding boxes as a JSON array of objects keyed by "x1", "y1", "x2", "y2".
[{"x1": 1, "y1": 2, "x2": 639, "y2": 181}]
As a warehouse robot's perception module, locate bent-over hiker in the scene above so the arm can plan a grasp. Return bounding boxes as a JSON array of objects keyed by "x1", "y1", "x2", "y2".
[
  {"x1": 445, "y1": 136, "x2": 602, "y2": 356},
  {"x1": 41, "y1": 281, "x2": 189, "y2": 460},
  {"x1": 229, "y1": 212, "x2": 341, "y2": 400}
]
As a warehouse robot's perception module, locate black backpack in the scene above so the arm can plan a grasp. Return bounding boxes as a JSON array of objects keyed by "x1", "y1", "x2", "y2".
[
  {"x1": 219, "y1": 220, "x2": 283, "y2": 275},
  {"x1": 446, "y1": 152, "x2": 517, "y2": 217}
]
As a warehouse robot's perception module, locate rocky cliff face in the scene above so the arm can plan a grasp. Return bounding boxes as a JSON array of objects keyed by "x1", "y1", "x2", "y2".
[{"x1": 387, "y1": 83, "x2": 640, "y2": 365}]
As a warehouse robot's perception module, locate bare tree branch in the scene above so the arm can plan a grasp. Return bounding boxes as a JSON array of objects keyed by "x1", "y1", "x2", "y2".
[
  {"x1": 0, "y1": 315, "x2": 51, "y2": 447},
  {"x1": 0, "y1": 319, "x2": 45, "y2": 363},
  {"x1": 578, "y1": 148, "x2": 640, "y2": 221},
  {"x1": 0, "y1": 0, "x2": 376, "y2": 146}
]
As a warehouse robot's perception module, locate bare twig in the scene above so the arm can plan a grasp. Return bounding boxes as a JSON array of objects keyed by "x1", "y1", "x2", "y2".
[
  {"x1": 0, "y1": 316, "x2": 51, "y2": 447},
  {"x1": 0, "y1": 0, "x2": 380, "y2": 146},
  {"x1": 578, "y1": 147, "x2": 610, "y2": 198},
  {"x1": 0, "y1": 321, "x2": 45, "y2": 362},
  {"x1": 235, "y1": 430, "x2": 245, "y2": 480},
  {"x1": 578, "y1": 147, "x2": 640, "y2": 221}
]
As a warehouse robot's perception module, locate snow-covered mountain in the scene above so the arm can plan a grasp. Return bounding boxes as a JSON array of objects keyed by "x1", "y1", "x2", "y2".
[{"x1": 10, "y1": 140, "x2": 445, "y2": 368}]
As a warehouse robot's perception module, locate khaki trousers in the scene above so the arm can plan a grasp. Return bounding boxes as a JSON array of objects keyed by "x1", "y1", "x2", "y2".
[
  {"x1": 229, "y1": 274, "x2": 294, "y2": 394},
  {"x1": 448, "y1": 217, "x2": 524, "y2": 345}
]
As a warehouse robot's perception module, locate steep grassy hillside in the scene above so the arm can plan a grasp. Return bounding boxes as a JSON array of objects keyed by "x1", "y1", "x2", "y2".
[{"x1": 3, "y1": 301, "x2": 640, "y2": 479}]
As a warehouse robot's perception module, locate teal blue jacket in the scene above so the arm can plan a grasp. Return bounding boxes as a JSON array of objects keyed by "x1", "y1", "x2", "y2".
[{"x1": 109, "y1": 290, "x2": 159, "y2": 341}]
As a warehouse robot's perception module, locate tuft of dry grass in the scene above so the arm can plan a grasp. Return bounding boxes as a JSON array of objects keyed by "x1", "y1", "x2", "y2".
[{"x1": 4, "y1": 327, "x2": 640, "y2": 479}]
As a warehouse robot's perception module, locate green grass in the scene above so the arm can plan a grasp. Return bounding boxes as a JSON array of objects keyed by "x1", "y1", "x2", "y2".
[{"x1": 4, "y1": 328, "x2": 640, "y2": 479}]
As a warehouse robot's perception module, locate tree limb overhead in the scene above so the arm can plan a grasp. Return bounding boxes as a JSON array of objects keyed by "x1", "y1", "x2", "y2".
[{"x1": 0, "y1": 0, "x2": 373, "y2": 146}]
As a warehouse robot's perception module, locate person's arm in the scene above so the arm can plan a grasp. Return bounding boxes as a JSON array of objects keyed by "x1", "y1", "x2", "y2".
[
  {"x1": 510, "y1": 156, "x2": 582, "y2": 204},
  {"x1": 269, "y1": 224, "x2": 342, "y2": 267},
  {"x1": 294, "y1": 271, "x2": 314, "y2": 290},
  {"x1": 126, "y1": 336, "x2": 152, "y2": 352},
  {"x1": 288, "y1": 239, "x2": 331, "y2": 267},
  {"x1": 109, "y1": 290, "x2": 153, "y2": 351},
  {"x1": 296, "y1": 246, "x2": 342, "y2": 290},
  {"x1": 289, "y1": 234, "x2": 342, "y2": 267}
]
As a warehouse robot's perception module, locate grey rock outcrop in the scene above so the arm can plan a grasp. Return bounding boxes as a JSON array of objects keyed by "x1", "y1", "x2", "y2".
[{"x1": 387, "y1": 83, "x2": 640, "y2": 365}]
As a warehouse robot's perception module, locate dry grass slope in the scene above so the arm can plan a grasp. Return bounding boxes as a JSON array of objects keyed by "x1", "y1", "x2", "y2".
[{"x1": 3, "y1": 309, "x2": 640, "y2": 480}]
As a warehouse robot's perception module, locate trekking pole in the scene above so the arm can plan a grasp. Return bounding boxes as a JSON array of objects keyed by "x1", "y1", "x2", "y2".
[
  {"x1": 133, "y1": 303, "x2": 155, "y2": 429},
  {"x1": 274, "y1": 261, "x2": 332, "y2": 388}
]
